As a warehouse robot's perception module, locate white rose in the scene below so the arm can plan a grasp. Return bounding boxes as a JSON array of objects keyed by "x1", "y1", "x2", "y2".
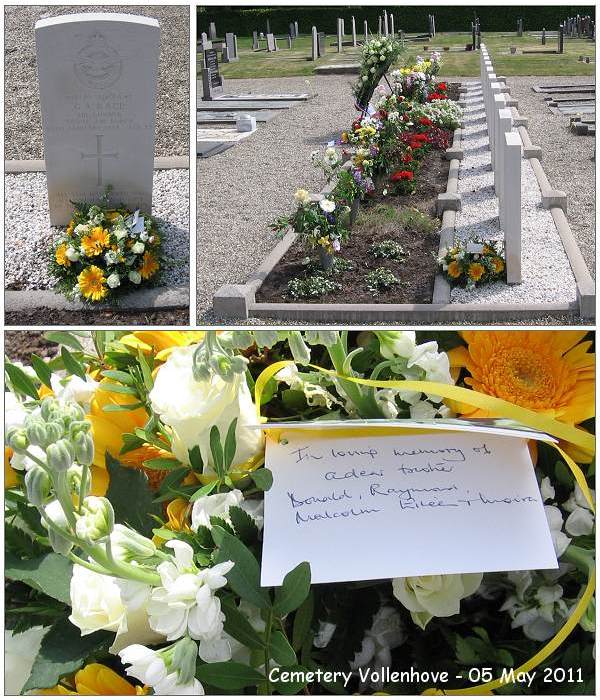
[
  {"x1": 69, "y1": 564, "x2": 126, "y2": 636},
  {"x1": 132, "y1": 242, "x2": 145, "y2": 254},
  {"x1": 107, "y1": 273, "x2": 121, "y2": 289},
  {"x1": 149, "y1": 345, "x2": 264, "y2": 473},
  {"x1": 191, "y1": 489, "x2": 244, "y2": 531},
  {"x1": 129, "y1": 271, "x2": 142, "y2": 284},
  {"x1": 392, "y1": 573, "x2": 483, "y2": 629},
  {"x1": 114, "y1": 227, "x2": 128, "y2": 241},
  {"x1": 5, "y1": 391, "x2": 28, "y2": 432},
  {"x1": 319, "y1": 198, "x2": 335, "y2": 213},
  {"x1": 66, "y1": 246, "x2": 80, "y2": 262}
]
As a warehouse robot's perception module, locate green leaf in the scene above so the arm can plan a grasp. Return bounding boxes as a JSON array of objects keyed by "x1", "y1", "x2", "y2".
[
  {"x1": 212, "y1": 525, "x2": 271, "y2": 609},
  {"x1": 44, "y1": 331, "x2": 85, "y2": 352},
  {"x1": 210, "y1": 425, "x2": 224, "y2": 477},
  {"x1": 222, "y1": 599, "x2": 266, "y2": 650},
  {"x1": 23, "y1": 618, "x2": 111, "y2": 692},
  {"x1": 120, "y1": 432, "x2": 146, "y2": 454},
  {"x1": 229, "y1": 505, "x2": 259, "y2": 544},
  {"x1": 143, "y1": 457, "x2": 182, "y2": 471},
  {"x1": 100, "y1": 369, "x2": 135, "y2": 385},
  {"x1": 137, "y1": 350, "x2": 154, "y2": 391},
  {"x1": 5, "y1": 553, "x2": 72, "y2": 604},
  {"x1": 5, "y1": 362, "x2": 39, "y2": 400},
  {"x1": 188, "y1": 445, "x2": 204, "y2": 473},
  {"x1": 250, "y1": 468, "x2": 273, "y2": 492},
  {"x1": 105, "y1": 453, "x2": 161, "y2": 537},
  {"x1": 223, "y1": 418, "x2": 238, "y2": 471},
  {"x1": 30, "y1": 355, "x2": 53, "y2": 389},
  {"x1": 99, "y1": 382, "x2": 138, "y2": 395},
  {"x1": 269, "y1": 630, "x2": 297, "y2": 666},
  {"x1": 196, "y1": 661, "x2": 265, "y2": 690},
  {"x1": 273, "y1": 562, "x2": 311, "y2": 617},
  {"x1": 60, "y1": 347, "x2": 86, "y2": 381},
  {"x1": 189, "y1": 481, "x2": 219, "y2": 502},
  {"x1": 102, "y1": 402, "x2": 145, "y2": 412},
  {"x1": 292, "y1": 590, "x2": 314, "y2": 651}
]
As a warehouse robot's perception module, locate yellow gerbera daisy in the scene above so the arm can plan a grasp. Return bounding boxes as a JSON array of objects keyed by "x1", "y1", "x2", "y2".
[
  {"x1": 447, "y1": 260, "x2": 461, "y2": 279},
  {"x1": 41, "y1": 663, "x2": 139, "y2": 695},
  {"x1": 66, "y1": 220, "x2": 75, "y2": 236},
  {"x1": 139, "y1": 251, "x2": 159, "y2": 280},
  {"x1": 81, "y1": 227, "x2": 110, "y2": 257},
  {"x1": 491, "y1": 256, "x2": 505, "y2": 274},
  {"x1": 467, "y1": 262, "x2": 485, "y2": 282},
  {"x1": 119, "y1": 330, "x2": 206, "y2": 358},
  {"x1": 55, "y1": 243, "x2": 71, "y2": 267},
  {"x1": 78, "y1": 266, "x2": 107, "y2": 301}
]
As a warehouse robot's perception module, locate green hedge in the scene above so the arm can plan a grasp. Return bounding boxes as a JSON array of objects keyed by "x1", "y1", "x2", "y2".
[{"x1": 197, "y1": 6, "x2": 594, "y2": 37}]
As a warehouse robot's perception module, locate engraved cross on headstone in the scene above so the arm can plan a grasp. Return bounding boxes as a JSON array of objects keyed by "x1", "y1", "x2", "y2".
[{"x1": 81, "y1": 134, "x2": 119, "y2": 186}]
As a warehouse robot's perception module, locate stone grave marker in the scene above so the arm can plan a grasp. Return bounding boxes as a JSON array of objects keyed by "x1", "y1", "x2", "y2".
[
  {"x1": 287, "y1": 35, "x2": 292, "y2": 49},
  {"x1": 225, "y1": 32, "x2": 238, "y2": 62},
  {"x1": 289, "y1": 22, "x2": 295, "y2": 38},
  {"x1": 252, "y1": 30, "x2": 259, "y2": 50},
  {"x1": 502, "y1": 132, "x2": 522, "y2": 284},
  {"x1": 383, "y1": 10, "x2": 389, "y2": 36},
  {"x1": 337, "y1": 18, "x2": 343, "y2": 52},
  {"x1": 542, "y1": 28, "x2": 546, "y2": 44},
  {"x1": 390, "y1": 14, "x2": 395, "y2": 36},
  {"x1": 35, "y1": 13, "x2": 159, "y2": 226},
  {"x1": 209, "y1": 22, "x2": 216, "y2": 40},
  {"x1": 295, "y1": 21, "x2": 299, "y2": 36},
  {"x1": 558, "y1": 24, "x2": 564, "y2": 54},
  {"x1": 201, "y1": 41, "x2": 224, "y2": 101},
  {"x1": 364, "y1": 19, "x2": 369, "y2": 42},
  {"x1": 318, "y1": 32, "x2": 326, "y2": 56},
  {"x1": 517, "y1": 19, "x2": 523, "y2": 36},
  {"x1": 311, "y1": 26, "x2": 318, "y2": 60},
  {"x1": 201, "y1": 31, "x2": 208, "y2": 43},
  {"x1": 351, "y1": 16, "x2": 357, "y2": 46},
  {"x1": 378, "y1": 15, "x2": 382, "y2": 36},
  {"x1": 266, "y1": 33, "x2": 278, "y2": 52}
]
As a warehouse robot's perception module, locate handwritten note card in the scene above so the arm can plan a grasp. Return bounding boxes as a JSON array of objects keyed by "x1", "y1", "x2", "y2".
[{"x1": 261, "y1": 430, "x2": 558, "y2": 586}]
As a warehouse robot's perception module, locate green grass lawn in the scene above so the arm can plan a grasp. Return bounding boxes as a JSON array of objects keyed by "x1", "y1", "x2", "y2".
[{"x1": 199, "y1": 31, "x2": 595, "y2": 79}]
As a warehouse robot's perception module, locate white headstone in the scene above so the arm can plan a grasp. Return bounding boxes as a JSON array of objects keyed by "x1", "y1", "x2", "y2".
[
  {"x1": 351, "y1": 16, "x2": 357, "y2": 46},
  {"x1": 35, "y1": 13, "x2": 159, "y2": 226},
  {"x1": 390, "y1": 14, "x2": 395, "y2": 36},
  {"x1": 383, "y1": 10, "x2": 389, "y2": 36},
  {"x1": 496, "y1": 108, "x2": 513, "y2": 210},
  {"x1": 503, "y1": 132, "x2": 522, "y2": 284},
  {"x1": 364, "y1": 19, "x2": 369, "y2": 42},
  {"x1": 337, "y1": 18, "x2": 343, "y2": 52}
]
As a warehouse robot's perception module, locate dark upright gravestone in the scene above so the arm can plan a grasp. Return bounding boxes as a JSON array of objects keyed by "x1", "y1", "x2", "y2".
[
  {"x1": 318, "y1": 31, "x2": 326, "y2": 57},
  {"x1": 558, "y1": 24, "x2": 564, "y2": 53},
  {"x1": 201, "y1": 42, "x2": 224, "y2": 100},
  {"x1": 541, "y1": 28, "x2": 546, "y2": 45},
  {"x1": 252, "y1": 30, "x2": 259, "y2": 50},
  {"x1": 294, "y1": 21, "x2": 299, "y2": 36},
  {"x1": 224, "y1": 32, "x2": 238, "y2": 62},
  {"x1": 289, "y1": 22, "x2": 295, "y2": 38},
  {"x1": 267, "y1": 33, "x2": 278, "y2": 52},
  {"x1": 209, "y1": 22, "x2": 217, "y2": 40}
]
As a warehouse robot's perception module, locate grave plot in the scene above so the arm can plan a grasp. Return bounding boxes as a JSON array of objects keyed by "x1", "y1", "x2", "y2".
[
  {"x1": 4, "y1": 11, "x2": 189, "y2": 319},
  {"x1": 213, "y1": 40, "x2": 594, "y2": 323},
  {"x1": 531, "y1": 81, "x2": 596, "y2": 135}
]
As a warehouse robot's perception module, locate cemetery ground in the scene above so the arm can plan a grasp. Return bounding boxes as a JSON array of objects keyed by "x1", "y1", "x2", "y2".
[
  {"x1": 197, "y1": 32, "x2": 594, "y2": 325},
  {"x1": 4, "y1": 6, "x2": 190, "y2": 326}
]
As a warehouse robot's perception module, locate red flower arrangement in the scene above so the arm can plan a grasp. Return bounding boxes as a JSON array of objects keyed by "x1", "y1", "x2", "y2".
[
  {"x1": 427, "y1": 92, "x2": 448, "y2": 102},
  {"x1": 419, "y1": 117, "x2": 433, "y2": 127},
  {"x1": 391, "y1": 170, "x2": 414, "y2": 182},
  {"x1": 438, "y1": 82, "x2": 447, "y2": 91}
]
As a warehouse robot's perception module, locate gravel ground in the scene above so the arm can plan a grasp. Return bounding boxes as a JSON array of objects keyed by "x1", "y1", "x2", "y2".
[
  {"x1": 5, "y1": 169, "x2": 189, "y2": 289},
  {"x1": 197, "y1": 75, "x2": 357, "y2": 323},
  {"x1": 451, "y1": 82, "x2": 577, "y2": 305},
  {"x1": 507, "y1": 75, "x2": 595, "y2": 275},
  {"x1": 4, "y1": 5, "x2": 189, "y2": 159}
]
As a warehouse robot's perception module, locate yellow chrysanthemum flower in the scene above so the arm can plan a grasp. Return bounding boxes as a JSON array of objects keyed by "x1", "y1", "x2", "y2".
[
  {"x1": 66, "y1": 220, "x2": 75, "y2": 236},
  {"x1": 41, "y1": 663, "x2": 140, "y2": 695},
  {"x1": 139, "y1": 251, "x2": 159, "y2": 280},
  {"x1": 81, "y1": 227, "x2": 110, "y2": 257},
  {"x1": 78, "y1": 266, "x2": 107, "y2": 301},
  {"x1": 491, "y1": 256, "x2": 505, "y2": 274},
  {"x1": 448, "y1": 332, "x2": 595, "y2": 461},
  {"x1": 55, "y1": 243, "x2": 71, "y2": 267}
]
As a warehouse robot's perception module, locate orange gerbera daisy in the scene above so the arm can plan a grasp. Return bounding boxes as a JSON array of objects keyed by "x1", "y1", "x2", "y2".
[
  {"x1": 491, "y1": 256, "x2": 505, "y2": 274},
  {"x1": 55, "y1": 243, "x2": 71, "y2": 267},
  {"x1": 78, "y1": 266, "x2": 107, "y2": 301},
  {"x1": 448, "y1": 332, "x2": 595, "y2": 459},
  {"x1": 41, "y1": 663, "x2": 138, "y2": 695},
  {"x1": 81, "y1": 226, "x2": 110, "y2": 257},
  {"x1": 139, "y1": 251, "x2": 159, "y2": 280},
  {"x1": 468, "y1": 262, "x2": 485, "y2": 282},
  {"x1": 447, "y1": 260, "x2": 461, "y2": 278}
]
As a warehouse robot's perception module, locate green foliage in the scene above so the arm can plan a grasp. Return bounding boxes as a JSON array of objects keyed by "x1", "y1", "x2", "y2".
[
  {"x1": 287, "y1": 275, "x2": 342, "y2": 299},
  {"x1": 370, "y1": 239, "x2": 407, "y2": 260},
  {"x1": 273, "y1": 561, "x2": 312, "y2": 617},
  {"x1": 365, "y1": 267, "x2": 401, "y2": 294},
  {"x1": 196, "y1": 661, "x2": 265, "y2": 690},
  {"x1": 105, "y1": 453, "x2": 162, "y2": 537},
  {"x1": 5, "y1": 552, "x2": 73, "y2": 605},
  {"x1": 23, "y1": 619, "x2": 112, "y2": 692}
]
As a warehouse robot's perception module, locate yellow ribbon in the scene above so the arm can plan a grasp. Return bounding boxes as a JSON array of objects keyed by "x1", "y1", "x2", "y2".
[{"x1": 254, "y1": 359, "x2": 595, "y2": 694}]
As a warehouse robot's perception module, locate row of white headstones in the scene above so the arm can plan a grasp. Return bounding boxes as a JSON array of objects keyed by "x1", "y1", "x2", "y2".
[{"x1": 479, "y1": 43, "x2": 522, "y2": 284}]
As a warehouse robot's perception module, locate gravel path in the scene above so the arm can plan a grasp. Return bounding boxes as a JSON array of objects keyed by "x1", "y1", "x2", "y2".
[
  {"x1": 197, "y1": 75, "x2": 357, "y2": 323},
  {"x1": 4, "y1": 5, "x2": 189, "y2": 159},
  {"x1": 451, "y1": 82, "x2": 577, "y2": 305},
  {"x1": 5, "y1": 169, "x2": 189, "y2": 290},
  {"x1": 507, "y1": 76, "x2": 595, "y2": 275}
]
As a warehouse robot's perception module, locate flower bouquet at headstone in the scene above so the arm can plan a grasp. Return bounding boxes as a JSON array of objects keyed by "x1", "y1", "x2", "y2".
[
  {"x1": 352, "y1": 36, "x2": 404, "y2": 111},
  {"x1": 438, "y1": 240, "x2": 506, "y2": 288},
  {"x1": 50, "y1": 191, "x2": 164, "y2": 303},
  {"x1": 271, "y1": 189, "x2": 350, "y2": 270},
  {"x1": 4, "y1": 330, "x2": 595, "y2": 695}
]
